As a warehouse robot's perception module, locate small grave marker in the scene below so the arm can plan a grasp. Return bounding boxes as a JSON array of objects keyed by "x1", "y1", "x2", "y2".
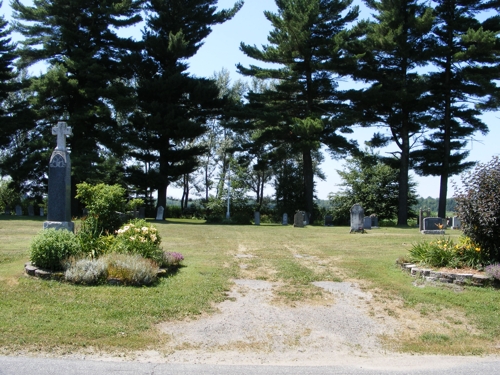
[
  {"x1": 363, "y1": 216, "x2": 372, "y2": 230},
  {"x1": 15, "y1": 205, "x2": 22, "y2": 216},
  {"x1": 324, "y1": 214, "x2": 333, "y2": 227},
  {"x1": 254, "y1": 211, "x2": 260, "y2": 225},
  {"x1": 282, "y1": 213, "x2": 288, "y2": 225},
  {"x1": 294, "y1": 211, "x2": 305, "y2": 228},
  {"x1": 156, "y1": 206, "x2": 164, "y2": 221}
]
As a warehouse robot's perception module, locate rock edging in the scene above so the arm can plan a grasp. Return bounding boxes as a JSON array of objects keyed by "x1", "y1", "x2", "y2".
[{"x1": 399, "y1": 262, "x2": 498, "y2": 287}]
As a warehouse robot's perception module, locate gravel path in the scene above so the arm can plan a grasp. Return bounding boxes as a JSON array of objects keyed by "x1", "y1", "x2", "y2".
[{"x1": 153, "y1": 279, "x2": 400, "y2": 365}]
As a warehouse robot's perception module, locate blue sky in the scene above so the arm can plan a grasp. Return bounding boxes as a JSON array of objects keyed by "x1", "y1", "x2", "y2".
[{"x1": 3, "y1": 0, "x2": 499, "y2": 200}]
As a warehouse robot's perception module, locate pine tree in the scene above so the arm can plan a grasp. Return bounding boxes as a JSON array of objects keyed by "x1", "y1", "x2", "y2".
[
  {"x1": 347, "y1": 0, "x2": 434, "y2": 226},
  {"x1": 237, "y1": 0, "x2": 360, "y2": 222},
  {"x1": 11, "y1": 0, "x2": 143, "y2": 213},
  {"x1": 413, "y1": 0, "x2": 500, "y2": 218},
  {"x1": 126, "y1": 0, "x2": 243, "y2": 214}
]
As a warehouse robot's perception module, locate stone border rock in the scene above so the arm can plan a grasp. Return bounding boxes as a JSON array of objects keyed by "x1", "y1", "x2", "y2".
[{"x1": 399, "y1": 262, "x2": 499, "y2": 287}]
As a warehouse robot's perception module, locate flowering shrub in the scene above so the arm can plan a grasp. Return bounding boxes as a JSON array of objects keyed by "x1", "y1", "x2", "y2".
[
  {"x1": 112, "y1": 219, "x2": 163, "y2": 263},
  {"x1": 408, "y1": 236, "x2": 486, "y2": 269},
  {"x1": 161, "y1": 251, "x2": 184, "y2": 268}
]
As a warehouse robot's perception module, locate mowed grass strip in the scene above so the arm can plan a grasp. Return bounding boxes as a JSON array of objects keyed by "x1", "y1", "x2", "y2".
[{"x1": 0, "y1": 217, "x2": 499, "y2": 355}]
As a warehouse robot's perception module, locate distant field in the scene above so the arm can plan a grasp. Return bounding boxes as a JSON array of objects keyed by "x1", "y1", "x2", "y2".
[{"x1": 0, "y1": 216, "x2": 498, "y2": 356}]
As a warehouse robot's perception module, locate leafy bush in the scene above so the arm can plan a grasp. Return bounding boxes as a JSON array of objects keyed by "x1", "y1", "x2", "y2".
[
  {"x1": 160, "y1": 251, "x2": 184, "y2": 268},
  {"x1": 64, "y1": 257, "x2": 108, "y2": 285},
  {"x1": 454, "y1": 156, "x2": 500, "y2": 263},
  {"x1": 485, "y1": 264, "x2": 500, "y2": 280},
  {"x1": 112, "y1": 219, "x2": 163, "y2": 262},
  {"x1": 408, "y1": 236, "x2": 486, "y2": 269},
  {"x1": 30, "y1": 229, "x2": 82, "y2": 270},
  {"x1": 102, "y1": 253, "x2": 158, "y2": 286},
  {"x1": 76, "y1": 183, "x2": 126, "y2": 235}
]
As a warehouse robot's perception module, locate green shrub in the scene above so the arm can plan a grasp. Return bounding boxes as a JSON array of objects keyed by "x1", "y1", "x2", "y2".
[
  {"x1": 30, "y1": 229, "x2": 82, "y2": 270},
  {"x1": 111, "y1": 219, "x2": 163, "y2": 262},
  {"x1": 102, "y1": 253, "x2": 158, "y2": 286},
  {"x1": 64, "y1": 257, "x2": 108, "y2": 285},
  {"x1": 454, "y1": 156, "x2": 500, "y2": 263},
  {"x1": 76, "y1": 182, "x2": 127, "y2": 235}
]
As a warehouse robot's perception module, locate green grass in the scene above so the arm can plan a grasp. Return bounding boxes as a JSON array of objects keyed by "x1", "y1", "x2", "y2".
[{"x1": 0, "y1": 217, "x2": 499, "y2": 355}]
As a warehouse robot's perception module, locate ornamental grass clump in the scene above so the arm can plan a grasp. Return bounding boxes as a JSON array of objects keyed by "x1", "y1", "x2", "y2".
[
  {"x1": 64, "y1": 257, "x2": 108, "y2": 285},
  {"x1": 30, "y1": 229, "x2": 82, "y2": 271},
  {"x1": 112, "y1": 219, "x2": 162, "y2": 263},
  {"x1": 101, "y1": 253, "x2": 158, "y2": 286},
  {"x1": 485, "y1": 264, "x2": 500, "y2": 281}
]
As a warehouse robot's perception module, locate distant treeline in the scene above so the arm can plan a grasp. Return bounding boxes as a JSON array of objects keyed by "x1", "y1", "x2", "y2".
[{"x1": 414, "y1": 197, "x2": 456, "y2": 215}]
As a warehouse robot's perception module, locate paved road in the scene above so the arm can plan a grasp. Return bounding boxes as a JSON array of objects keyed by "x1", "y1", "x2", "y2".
[{"x1": 1, "y1": 356, "x2": 500, "y2": 375}]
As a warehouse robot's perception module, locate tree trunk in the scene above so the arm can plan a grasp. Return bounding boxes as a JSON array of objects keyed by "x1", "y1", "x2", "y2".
[
  {"x1": 397, "y1": 128, "x2": 410, "y2": 227},
  {"x1": 303, "y1": 148, "x2": 314, "y2": 223}
]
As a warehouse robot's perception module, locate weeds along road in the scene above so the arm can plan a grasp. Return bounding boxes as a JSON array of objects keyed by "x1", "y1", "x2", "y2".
[{"x1": 1, "y1": 356, "x2": 500, "y2": 375}]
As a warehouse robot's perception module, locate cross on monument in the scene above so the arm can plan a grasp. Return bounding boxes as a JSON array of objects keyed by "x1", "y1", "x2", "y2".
[{"x1": 52, "y1": 121, "x2": 72, "y2": 151}]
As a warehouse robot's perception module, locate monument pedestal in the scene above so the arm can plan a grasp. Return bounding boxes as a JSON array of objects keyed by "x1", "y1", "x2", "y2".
[{"x1": 43, "y1": 221, "x2": 75, "y2": 232}]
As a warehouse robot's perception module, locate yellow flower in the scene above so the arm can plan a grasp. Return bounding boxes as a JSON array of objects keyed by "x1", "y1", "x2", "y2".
[{"x1": 475, "y1": 247, "x2": 480, "y2": 252}]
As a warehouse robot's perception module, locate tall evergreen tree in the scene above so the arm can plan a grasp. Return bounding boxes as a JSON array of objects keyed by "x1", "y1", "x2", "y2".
[
  {"x1": 412, "y1": 0, "x2": 500, "y2": 218},
  {"x1": 11, "y1": 0, "x2": 143, "y2": 213},
  {"x1": 347, "y1": 0, "x2": 434, "y2": 226},
  {"x1": 126, "y1": 0, "x2": 243, "y2": 215},
  {"x1": 237, "y1": 0, "x2": 360, "y2": 222}
]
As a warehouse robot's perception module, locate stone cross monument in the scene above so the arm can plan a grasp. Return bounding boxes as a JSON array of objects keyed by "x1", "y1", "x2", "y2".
[{"x1": 43, "y1": 121, "x2": 74, "y2": 232}]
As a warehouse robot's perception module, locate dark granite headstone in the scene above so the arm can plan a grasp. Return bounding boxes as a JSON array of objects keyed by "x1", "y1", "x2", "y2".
[
  {"x1": 43, "y1": 121, "x2": 74, "y2": 232},
  {"x1": 423, "y1": 217, "x2": 443, "y2": 230},
  {"x1": 15, "y1": 205, "x2": 22, "y2": 216},
  {"x1": 282, "y1": 213, "x2": 288, "y2": 225},
  {"x1": 28, "y1": 205, "x2": 34, "y2": 217},
  {"x1": 363, "y1": 216, "x2": 372, "y2": 230},
  {"x1": 293, "y1": 211, "x2": 305, "y2": 228},
  {"x1": 371, "y1": 216, "x2": 379, "y2": 227},
  {"x1": 350, "y1": 204, "x2": 364, "y2": 232},
  {"x1": 324, "y1": 215, "x2": 333, "y2": 227},
  {"x1": 254, "y1": 211, "x2": 260, "y2": 225}
]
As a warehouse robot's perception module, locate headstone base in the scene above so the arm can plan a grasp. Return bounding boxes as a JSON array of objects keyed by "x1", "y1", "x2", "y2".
[
  {"x1": 420, "y1": 230, "x2": 445, "y2": 235},
  {"x1": 43, "y1": 221, "x2": 75, "y2": 233}
]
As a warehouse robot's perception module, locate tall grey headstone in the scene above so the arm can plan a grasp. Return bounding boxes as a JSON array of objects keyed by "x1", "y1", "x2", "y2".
[
  {"x1": 282, "y1": 213, "x2": 288, "y2": 225},
  {"x1": 350, "y1": 204, "x2": 364, "y2": 233},
  {"x1": 254, "y1": 211, "x2": 260, "y2": 225},
  {"x1": 371, "y1": 215, "x2": 379, "y2": 227},
  {"x1": 293, "y1": 211, "x2": 305, "y2": 228},
  {"x1": 15, "y1": 205, "x2": 22, "y2": 216},
  {"x1": 138, "y1": 207, "x2": 146, "y2": 219},
  {"x1": 363, "y1": 216, "x2": 372, "y2": 230},
  {"x1": 28, "y1": 205, "x2": 35, "y2": 216},
  {"x1": 43, "y1": 121, "x2": 74, "y2": 232},
  {"x1": 156, "y1": 206, "x2": 164, "y2": 221}
]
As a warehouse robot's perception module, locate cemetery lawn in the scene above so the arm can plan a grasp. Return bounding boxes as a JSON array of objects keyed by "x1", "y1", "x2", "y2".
[{"x1": 0, "y1": 216, "x2": 499, "y2": 356}]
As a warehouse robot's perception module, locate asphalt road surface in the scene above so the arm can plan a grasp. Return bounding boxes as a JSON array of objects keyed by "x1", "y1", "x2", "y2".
[{"x1": 1, "y1": 356, "x2": 500, "y2": 375}]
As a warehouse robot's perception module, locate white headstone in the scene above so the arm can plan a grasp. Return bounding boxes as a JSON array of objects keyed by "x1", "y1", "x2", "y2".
[
  {"x1": 350, "y1": 204, "x2": 364, "y2": 232},
  {"x1": 156, "y1": 206, "x2": 164, "y2": 221}
]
